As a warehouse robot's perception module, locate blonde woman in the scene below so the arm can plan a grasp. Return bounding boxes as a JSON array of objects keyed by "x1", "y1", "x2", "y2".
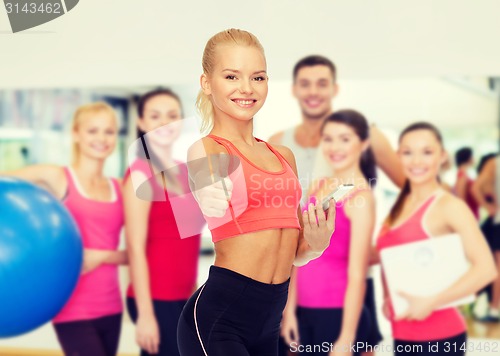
[
  {"x1": 2, "y1": 102, "x2": 127, "y2": 356},
  {"x1": 176, "y1": 29, "x2": 335, "y2": 356}
]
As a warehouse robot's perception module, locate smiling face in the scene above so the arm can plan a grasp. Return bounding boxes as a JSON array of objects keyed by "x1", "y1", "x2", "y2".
[
  {"x1": 398, "y1": 129, "x2": 446, "y2": 185},
  {"x1": 138, "y1": 94, "x2": 183, "y2": 147},
  {"x1": 73, "y1": 110, "x2": 117, "y2": 161},
  {"x1": 293, "y1": 65, "x2": 338, "y2": 120},
  {"x1": 321, "y1": 121, "x2": 367, "y2": 172},
  {"x1": 201, "y1": 44, "x2": 268, "y2": 124}
]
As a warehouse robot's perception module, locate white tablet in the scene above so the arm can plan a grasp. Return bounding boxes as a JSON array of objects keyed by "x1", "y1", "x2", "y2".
[{"x1": 380, "y1": 233, "x2": 475, "y2": 317}]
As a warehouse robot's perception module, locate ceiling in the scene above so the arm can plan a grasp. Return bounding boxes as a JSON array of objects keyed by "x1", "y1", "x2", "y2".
[{"x1": 1, "y1": 0, "x2": 500, "y2": 89}]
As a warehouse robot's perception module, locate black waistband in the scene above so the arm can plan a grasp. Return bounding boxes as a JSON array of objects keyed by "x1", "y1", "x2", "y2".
[{"x1": 208, "y1": 265, "x2": 290, "y2": 294}]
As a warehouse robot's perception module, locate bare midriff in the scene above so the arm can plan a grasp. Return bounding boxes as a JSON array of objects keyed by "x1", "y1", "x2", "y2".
[{"x1": 214, "y1": 228, "x2": 299, "y2": 284}]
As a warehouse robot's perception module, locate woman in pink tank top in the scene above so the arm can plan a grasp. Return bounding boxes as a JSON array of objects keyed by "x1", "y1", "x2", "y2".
[
  {"x1": 3, "y1": 102, "x2": 127, "y2": 356},
  {"x1": 376, "y1": 122, "x2": 496, "y2": 356},
  {"x1": 124, "y1": 89, "x2": 204, "y2": 356},
  {"x1": 281, "y1": 110, "x2": 377, "y2": 356}
]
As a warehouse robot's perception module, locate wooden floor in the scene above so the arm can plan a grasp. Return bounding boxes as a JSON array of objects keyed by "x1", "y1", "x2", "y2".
[
  {"x1": 0, "y1": 348, "x2": 62, "y2": 356},
  {"x1": 2, "y1": 319, "x2": 500, "y2": 356},
  {"x1": 466, "y1": 315, "x2": 500, "y2": 339}
]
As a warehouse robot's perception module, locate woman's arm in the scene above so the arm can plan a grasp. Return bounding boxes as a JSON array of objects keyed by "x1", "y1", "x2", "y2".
[
  {"x1": 125, "y1": 173, "x2": 154, "y2": 313},
  {"x1": 375, "y1": 224, "x2": 393, "y2": 319},
  {"x1": 82, "y1": 250, "x2": 128, "y2": 274},
  {"x1": 380, "y1": 273, "x2": 392, "y2": 320},
  {"x1": 369, "y1": 126, "x2": 406, "y2": 189},
  {"x1": 335, "y1": 191, "x2": 375, "y2": 347},
  {"x1": 1, "y1": 164, "x2": 66, "y2": 198},
  {"x1": 368, "y1": 245, "x2": 380, "y2": 265},
  {"x1": 431, "y1": 197, "x2": 497, "y2": 306},
  {"x1": 108, "y1": 179, "x2": 128, "y2": 265},
  {"x1": 281, "y1": 267, "x2": 299, "y2": 346},
  {"x1": 454, "y1": 174, "x2": 467, "y2": 201},
  {"x1": 124, "y1": 173, "x2": 160, "y2": 354},
  {"x1": 104, "y1": 250, "x2": 129, "y2": 265}
]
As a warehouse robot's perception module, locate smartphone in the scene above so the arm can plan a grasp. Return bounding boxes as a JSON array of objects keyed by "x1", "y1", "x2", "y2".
[{"x1": 321, "y1": 184, "x2": 355, "y2": 210}]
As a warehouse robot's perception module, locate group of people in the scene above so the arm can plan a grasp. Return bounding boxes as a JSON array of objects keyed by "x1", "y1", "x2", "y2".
[
  {"x1": 463, "y1": 149, "x2": 500, "y2": 322},
  {"x1": 2, "y1": 28, "x2": 500, "y2": 356},
  {"x1": 445, "y1": 146, "x2": 500, "y2": 323},
  {"x1": 4, "y1": 89, "x2": 203, "y2": 356}
]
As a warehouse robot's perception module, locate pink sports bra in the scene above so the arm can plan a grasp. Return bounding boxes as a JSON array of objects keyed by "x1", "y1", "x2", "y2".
[{"x1": 203, "y1": 135, "x2": 301, "y2": 242}]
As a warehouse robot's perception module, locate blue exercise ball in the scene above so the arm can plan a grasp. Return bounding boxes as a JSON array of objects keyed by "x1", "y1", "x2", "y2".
[{"x1": 0, "y1": 177, "x2": 83, "y2": 337}]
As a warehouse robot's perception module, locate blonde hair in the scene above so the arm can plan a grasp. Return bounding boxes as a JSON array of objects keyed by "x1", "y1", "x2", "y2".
[
  {"x1": 71, "y1": 102, "x2": 117, "y2": 164},
  {"x1": 197, "y1": 28, "x2": 265, "y2": 133}
]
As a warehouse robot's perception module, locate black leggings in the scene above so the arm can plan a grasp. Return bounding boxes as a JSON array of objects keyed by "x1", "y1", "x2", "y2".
[
  {"x1": 395, "y1": 332, "x2": 467, "y2": 356},
  {"x1": 53, "y1": 313, "x2": 122, "y2": 356},
  {"x1": 177, "y1": 265, "x2": 289, "y2": 356},
  {"x1": 296, "y1": 306, "x2": 371, "y2": 356},
  {"x1": 127, "y1": 297, "x2": 187, "y2": 356}
]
